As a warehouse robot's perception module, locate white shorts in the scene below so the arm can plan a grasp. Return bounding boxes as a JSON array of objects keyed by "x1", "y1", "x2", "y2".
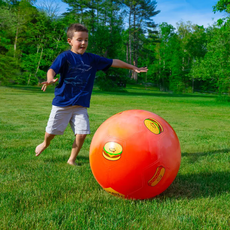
[{"x1": 46, "y1": 105, "x2": 90, "y2": 135}]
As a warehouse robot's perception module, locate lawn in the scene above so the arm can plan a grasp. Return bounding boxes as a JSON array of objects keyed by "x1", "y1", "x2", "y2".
[{"x1": 0, "y1": 85, "x2": 229, "y2": 229}]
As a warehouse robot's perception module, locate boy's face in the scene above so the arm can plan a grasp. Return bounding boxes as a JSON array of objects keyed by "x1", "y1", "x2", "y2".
[{"x1": 68, "y1": 31, "x2": 88, "y2": 55}]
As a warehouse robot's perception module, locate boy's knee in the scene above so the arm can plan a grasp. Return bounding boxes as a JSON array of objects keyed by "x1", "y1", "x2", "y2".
[
  {"x1": 45, "y1": 132, "x2": 55, "y2": 140},
  {"x1": 76, "y1": 134, "x2": 87, "y2": 140}
]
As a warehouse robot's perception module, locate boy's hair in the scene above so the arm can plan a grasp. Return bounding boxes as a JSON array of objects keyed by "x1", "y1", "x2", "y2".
[{"x1": 67, "y1": 24, "x2": 88, "y2": 39}]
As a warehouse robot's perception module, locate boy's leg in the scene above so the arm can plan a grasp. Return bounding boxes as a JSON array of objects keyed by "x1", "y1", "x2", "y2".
[
  {"x1": 35, "y1": 132, "x2": 55, "y2": 156},
  {"x1": 67, "y1": 134, "x2": 87, "y2": 165},
  {"x1": 35, "y1": 105, "x2": 71, "y2": 157},
  {"x1": 68, "y1": 106, "x2": 90, "y2": 165}
]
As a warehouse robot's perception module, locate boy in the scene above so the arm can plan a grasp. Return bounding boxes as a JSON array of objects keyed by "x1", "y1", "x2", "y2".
[{"x1": 35, "y1": 23, "x2": 148, "y2": 165}]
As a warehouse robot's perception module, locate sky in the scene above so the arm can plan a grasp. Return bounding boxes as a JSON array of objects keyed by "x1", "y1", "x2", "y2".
[
  {"x1": 154, "y1": 0, "x2": 225, "y2": 28},
  {"x1": 35, "y1": 0, "x2": 226, "y2": 28}
]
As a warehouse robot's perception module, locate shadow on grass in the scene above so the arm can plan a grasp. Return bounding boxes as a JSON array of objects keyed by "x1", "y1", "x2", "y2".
[
  {"x1": 158, "y1": 170, "x2": 230, "y2": 200},
  {"x1": 6, "y1": 85, "x2": 55, "y2": 94},
  {"x1": 44, "y1": 155, "x2": 89, "y2": 165},
  {"x1": 182, "y1": 148, "x2": 230, "y2": 163},
  {"x1": 5, "y1": 85, "x2": 217, "y2": 99},
  {"x1": 93, "y1": 88, "x2": 217, "y2": 99},
  {"x1": 156, "y1": 148, "x2": 230, "y2": 200}
]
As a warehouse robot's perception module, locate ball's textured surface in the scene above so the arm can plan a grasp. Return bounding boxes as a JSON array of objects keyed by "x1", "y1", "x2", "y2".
[{"x1": 89, "y1": 110, "x2": 181, "y2": 200}]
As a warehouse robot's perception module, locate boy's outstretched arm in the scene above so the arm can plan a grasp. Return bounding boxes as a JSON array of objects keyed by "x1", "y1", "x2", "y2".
[
  {"x1": 112, "y1": 59, "x2": 148, "y2": 73},
  {"x1": 41, "y1": 69, "x2": 58, "y2": 92}
]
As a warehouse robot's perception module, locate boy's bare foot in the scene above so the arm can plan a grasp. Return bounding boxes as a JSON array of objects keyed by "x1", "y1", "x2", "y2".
[
  {"x1": 35, "y1": 143, "x2": 47, "y2": 156},
  {"x1": 67, "y1": 160, "x2": 78, "y2": 166}
]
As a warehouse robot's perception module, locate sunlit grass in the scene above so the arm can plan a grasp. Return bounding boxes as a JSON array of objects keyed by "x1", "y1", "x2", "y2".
[{"x1": 0, "y1": 85, "x2": 229, "y2": 229}]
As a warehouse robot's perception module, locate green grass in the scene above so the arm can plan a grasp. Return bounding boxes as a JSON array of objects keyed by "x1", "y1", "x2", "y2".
[{"x1": 0, "y1": 85, "x2": 229, "y2": 230}]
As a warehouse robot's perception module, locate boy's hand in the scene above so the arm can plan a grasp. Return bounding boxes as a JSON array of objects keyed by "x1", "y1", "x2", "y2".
[
  {"x1": 112, "y1": 59, "x2": 148, "y2": 73},
  {"x1": 133, "y1": 67, "x2": 148, "y2": 73},
  {"x1": 41, "y1": 78, "x2": 58, "y2": 92}
]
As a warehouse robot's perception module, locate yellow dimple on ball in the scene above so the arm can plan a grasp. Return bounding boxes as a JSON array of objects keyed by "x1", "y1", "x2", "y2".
[
  {"x1": 144, "y1": 119, "x2": 163, "y2": 134},
  {"x1": 103, "y1": 142, "x2": 123, "y2": 161},
  {"x1": 104, "y1": 187, "x2": 125, "y2": 198},
  {"x1": 104, "y1": 142, "x2": 123, "y2": 155},
  {"x1": 148, "y1": 166, "x2": 165, "y2": 187}
]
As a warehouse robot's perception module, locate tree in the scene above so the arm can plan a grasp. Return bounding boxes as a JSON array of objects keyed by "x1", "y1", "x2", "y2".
[
  {"x1": 187, "y1": 1, "x2": 230, "y2": 99},
  {"x1": 62, "y1": 0, "x2": 102, "y2": 28},
  {"x1": 35, "y1": 0, "x2": 61, "y2": 18},
  {"x1": 189, "y1": 19, "x2": 230, "y2": 98},
  {"x1": 153, "y1": 23, "x2": 177, "y2": 91},
  {"x1": 123, "y1": 0, "x2": 159, "y2": 81},
  {"x1": 176, "y1": 21, "x2": 208, "y2": 92},
  {"x1": 10, "y1": 0, "x2": 37, "y2": 58},
  {"x1": 0, "y1": 0, "x2": 36, "y2": 84},
  {"x1": 20, "y1": 13, "x2": 69, "y2": 84},
  {"x1": 213, "y1": 0, "x2": 230, "y2": 13}
]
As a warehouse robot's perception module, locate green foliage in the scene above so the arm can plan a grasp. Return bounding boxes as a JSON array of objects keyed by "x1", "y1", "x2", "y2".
[
  {"x1": 189, "y1": 19, "x2": 230, "y2": 100},
  {"x1": 153, "y1": 22, "x2": 188, "y2": 93},
  {"x1": 0, "y1": 54, "x2": 20, "y2": 84},
  {"x1": 0, "y1": 0, "x2": 229, "y2": 98},
  {"x1": 96, "y1": 74, "x2": 121, "y2": 92},
  {"x1": 20, "y1": 14, "x2": 69, "y2": 84},
  {"x1": 96, "y1": 68, "x2": 129, "y2": 91},
  {"x1": 213, "y1": 0, "x2": 230, "y2": 13}
]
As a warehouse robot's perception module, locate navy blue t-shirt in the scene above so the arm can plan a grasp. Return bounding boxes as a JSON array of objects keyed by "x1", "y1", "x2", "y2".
[{"x1": 50, "y1": 50, "x2": 113, "y2": 107}]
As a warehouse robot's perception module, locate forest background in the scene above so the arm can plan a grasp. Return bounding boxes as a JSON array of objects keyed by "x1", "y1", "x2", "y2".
[{"x1": 0, "y1": 0, "x2": 230, "y2": 100}]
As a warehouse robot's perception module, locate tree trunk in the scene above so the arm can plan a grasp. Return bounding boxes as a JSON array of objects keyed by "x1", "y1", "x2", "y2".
[
  {"x1": 133, "y1": 7, "x2": 138, "y2": 81},
  {"x1": 128, "y1": 3, "x2": 132, "y2": 78},
  {"x1": 126, "y1": 42, "x2": 129, "y2": 63},
  {"x1": 192, "y1": 76, "x2": 194, "y2": 93},
  {"x1": 35, "y1": 47, "x2": 43, "y2": 81},
  {"x1": 27, "y1": 73, "x2": 31, "y2": 85},
  {"x1": 182, "y1": 57, "x2": 184, "y2": 71},
  {"x1": 14, "y1": 26, "x2": 18, "y2": 58},
  {"x1": 128, "y1": 2, "x2": 132, "y2": 64},
  {"x1": 132, "y1": 60, "x2": 137, "y2": 81}
]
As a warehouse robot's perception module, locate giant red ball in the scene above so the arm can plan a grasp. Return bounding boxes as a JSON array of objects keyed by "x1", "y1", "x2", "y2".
[{"x1": 89, "y1": 110, "x2": 181, "y2": 199}]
